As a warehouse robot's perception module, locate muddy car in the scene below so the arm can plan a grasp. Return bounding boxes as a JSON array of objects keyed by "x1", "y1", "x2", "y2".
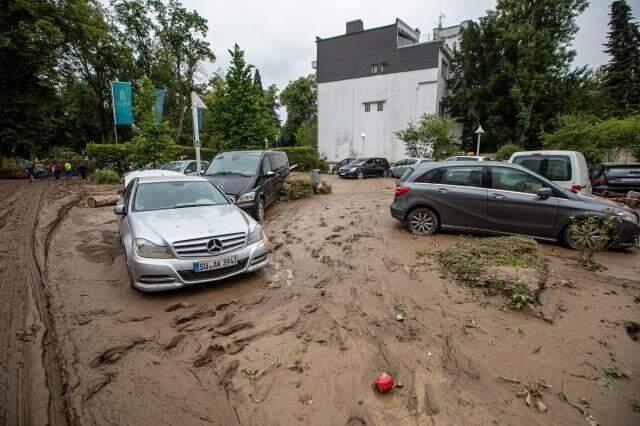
[
  {"x1": 115, "y1": 175, "x2": 268, "y2": 292},
  {"x1": 390, "y1": 162, "x2": 640, "y2": 249}
]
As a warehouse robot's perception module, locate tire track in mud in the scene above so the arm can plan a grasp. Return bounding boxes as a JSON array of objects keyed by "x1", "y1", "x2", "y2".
[{"x1": 0, "y1": 181, "x2": 80, "y2": 426}]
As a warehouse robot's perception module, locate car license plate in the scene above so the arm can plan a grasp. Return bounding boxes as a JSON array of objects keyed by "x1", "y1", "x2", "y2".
[{"x1": 193, "y1": 255, "x2": 238, "y2": 272}]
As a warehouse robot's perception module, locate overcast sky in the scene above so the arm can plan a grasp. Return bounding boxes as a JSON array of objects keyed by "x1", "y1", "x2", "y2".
[{"x1": 176, "y1": 0, "x2": 640, "y2": 92}]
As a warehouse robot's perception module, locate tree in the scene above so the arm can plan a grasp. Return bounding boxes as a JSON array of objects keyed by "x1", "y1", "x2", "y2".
[
  {"x1": 294, "y1": 118, "x2": 317, "y2": 149},
  {"x1": 264, "y1": 84, "x2": 281, "y2": 130},
  {"x1": 395, "y1": 114, "x2": 457, "y2": 160},
  {"x1": 280, "y1": 75, "x2": 316, "y2": 146},
  {"x1": 603, "y1": 0, "x2": 640, "y2": 114},
  {"x1": 445, "y1": 0, "x2": 588, "y2": 151},
  {"x1": 0, "y1": 0, "x2": 64, "y2": 156},
  {"x1": 129, "y1": 76, "x2": 175, "y2": 166},
  {"x1": 153, "y1": 0, "x2": 215, "y2": 143}
]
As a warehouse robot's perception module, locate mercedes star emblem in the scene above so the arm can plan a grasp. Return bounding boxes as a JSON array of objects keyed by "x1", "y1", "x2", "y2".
[{"x1": 206, "y1": 238, "x2": 223, "y2": 254}]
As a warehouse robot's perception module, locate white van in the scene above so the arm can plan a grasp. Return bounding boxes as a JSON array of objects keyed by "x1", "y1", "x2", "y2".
[{"x1": 508, "y1": 150, "x2": 592, "y2": 194}]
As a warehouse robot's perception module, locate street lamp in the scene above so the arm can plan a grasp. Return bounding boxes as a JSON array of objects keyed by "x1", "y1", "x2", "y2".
[
  {"x1": 361, "y1": 131, "x2": 366, "y2": 156},
  {"x1": 475, "y1": 125, "x2": 485, "y2": 156}
]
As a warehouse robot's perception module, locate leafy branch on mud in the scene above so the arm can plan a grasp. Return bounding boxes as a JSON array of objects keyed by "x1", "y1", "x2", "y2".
[
  {"x1": 435, "y1": 236, "x2": 548, "y2": 309},
  {"x1": 516, "y1": 378, "x2": 550, "y2": 413},
  {"x1": 567, "y1": 213, "x2": 615, "y2": 271}
]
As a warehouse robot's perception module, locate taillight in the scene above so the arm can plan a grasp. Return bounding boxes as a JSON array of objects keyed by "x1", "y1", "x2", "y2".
[
  {"x1": 571, "y1": 185, "x2": 583, "y2": 191},
  {"x1": 595, "y1": 177, "x2": 606, "y2": 184},
  {"x1": 395, "y1": 186, "x2": 410, "y2": 196}
]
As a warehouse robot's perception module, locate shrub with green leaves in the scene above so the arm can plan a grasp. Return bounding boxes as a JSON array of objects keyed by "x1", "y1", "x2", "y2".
[
  {"x1": 92, "y1": 169, "x2": 120, "y2": 184},
  {"x1": 276, "y1": 147, "x2": 327, "y2": 171},
  {"x1": 495, "y1": 143, "x2": 524, "y2": 161}
]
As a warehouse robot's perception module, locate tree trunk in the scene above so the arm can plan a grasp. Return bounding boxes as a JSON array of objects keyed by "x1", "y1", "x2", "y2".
[
  {"x1": 87, "y1": 195, "x2": 120, "y2": 208},
  {"x1": 176, "y1": 90, "x2": 185, "y2": 142}
]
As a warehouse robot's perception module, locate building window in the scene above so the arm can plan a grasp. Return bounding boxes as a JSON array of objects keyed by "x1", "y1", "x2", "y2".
[
  {"x1": 377, "y1": 102, "x2": 384, "y2": 111},
  {"x1": 380, "y1": 62, "x2": 386, "y2": 72},
  {"x1": 371, "y1": 64, "x2": 378, "y2": 74},
  {"x1": 364, "y1": 103, "x2": 371, "y2": 112},
  {"x1": 441, "y1": 60, "x2": 449, "y2": 79}
]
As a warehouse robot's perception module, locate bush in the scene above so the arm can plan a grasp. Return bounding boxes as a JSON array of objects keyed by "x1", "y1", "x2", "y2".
[
  {"x1": 173, "y1": 145, "x2": 218, "y2": 161},
  {"x1": 92, "y1": 169, "x2": 120, "y2": 184},
  {"x1": 276, "y1": 147, "x2": 327, "y2": 171},
  {"x1": 280, "y1": 176, "x2": 316, "y2": 200},
  {"x1": 495, "y1": 143, "x2": 524, "y2": 161},
  {"x1": 87, "y1": 143, "x2": 130, "y2": 164},
  {"x1": 48, "y1": 146, "x2": 83, "y2": 161}
]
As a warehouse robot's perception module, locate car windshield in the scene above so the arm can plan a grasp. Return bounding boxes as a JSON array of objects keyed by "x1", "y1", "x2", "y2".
[
  {"x1": 160, "y1": 161, "x2": 188, "y2": 172},
  {"x1": 350, "y1": 158, "x2": 368, "y2": 165},
  {"x1": 513, "y1": 155, "x2": 572, "y2": 181},
  {"x1": 133, "y1": 181, "x2": 228, "y2": 212},
  {"x1": 205, "y1": 154, "x2": 260, "y2": 177}
]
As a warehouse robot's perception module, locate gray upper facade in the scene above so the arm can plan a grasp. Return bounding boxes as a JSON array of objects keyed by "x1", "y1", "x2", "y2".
[{"x1": 316, "y1": 19, "x2": 446, "y2": 84}]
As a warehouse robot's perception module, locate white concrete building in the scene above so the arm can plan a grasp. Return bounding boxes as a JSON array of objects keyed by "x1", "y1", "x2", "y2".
[{"x1": 315, "y1": 19, "x2": 463, "y2": 162}]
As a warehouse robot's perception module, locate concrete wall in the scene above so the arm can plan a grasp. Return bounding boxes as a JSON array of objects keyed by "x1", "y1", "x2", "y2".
[{"x1": 318, "y1": 67, "x2": 439, "y2": 162}]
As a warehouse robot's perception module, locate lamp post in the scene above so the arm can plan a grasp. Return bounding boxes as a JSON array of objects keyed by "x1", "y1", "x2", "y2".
[
  {"x1": 475, "y1": 125, "x2": 485, "y2": 156},
  {"x1": 361, "y1": 131, "x2": 366, "y2": 156}
]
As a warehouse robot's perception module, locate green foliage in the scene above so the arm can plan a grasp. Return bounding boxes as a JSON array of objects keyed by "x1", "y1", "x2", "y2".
[
  {"x1": 92, "y1": 169, "x2": 121, "y2": 184},
  {"x1": 542, "y1": 114, "x2": 640, "y2": 164},
  {"x1": 598, "y1": 367, "x2": 630, "y2": 391},
  {"x1": 128, "y1": 76, "x2": 175, "y2": 167},
  {"x1": 294, "y1": 118, "x2": 317, "y2": 149},
  {"x1": 603, "y1": 1, "x2": 640, "y2": 115},
  {"x1": 495, "y1": 144, "x2": 524, "y2": 161},
  {"x1": 87, "y1": 143, "x2": 129, "y2": 164},
  {"x1": 395, "y1": 114, "x2": 457, "y2": 160},
  {"x1": 568, "y1": 213, "x2": 615, "y2": 270},
  {"x1": 445, "y1": 0, "x2": 589, "y2": 151},
  {"x1": 280, "y1": 177, "x2": 316, "y2": 200},
  {"x1": 48, "y1": 146, "x2": 82, "y2": 161},
  {"x1": 172, "y1": 145, "x2": 217, "y2": 161},
  {"x1": 276, "y1": 147, "x2": 326, "y2": 171},
  {"x1": 280, "y1": 75, "x2": 317, "y2": 146}
]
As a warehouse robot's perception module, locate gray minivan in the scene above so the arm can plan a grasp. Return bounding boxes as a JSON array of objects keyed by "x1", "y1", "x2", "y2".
[{"x1": 390, "y1": 162, "x2": 639, "y2": 249}]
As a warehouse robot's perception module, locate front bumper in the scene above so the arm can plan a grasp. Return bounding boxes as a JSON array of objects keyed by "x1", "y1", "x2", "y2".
[
  {"x1": 611, "y1": 219, "x2": 640, "y2": 248},
  {"x1": 128, "y1": 239, "x2": 268, "y2": 292},
  {"x1": 338, "y1": 169, "x2": 357, "y2": 178}
]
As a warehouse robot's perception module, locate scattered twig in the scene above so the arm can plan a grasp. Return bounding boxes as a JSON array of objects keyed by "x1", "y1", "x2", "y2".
[{"x1": 499, "y1": 376, "x2": 520, "y2": 384}]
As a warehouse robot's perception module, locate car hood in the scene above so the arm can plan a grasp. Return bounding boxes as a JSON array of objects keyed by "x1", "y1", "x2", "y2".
[
  {"x1": 130, "y1": 204, "x2": 252, "y2": 245},
  {"x1": 203, "y1": 175, "x2": 255, "y2": 196},
  {"x1": 574, "y1": 193, "x2": 634, "y2": 213}
]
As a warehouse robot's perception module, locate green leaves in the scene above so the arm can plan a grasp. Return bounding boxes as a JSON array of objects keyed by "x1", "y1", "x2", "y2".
[
  {"x1": 395, "y1": 114, "x2": 457, "y2": 160},
  {"x1": 280, "y1": 75, "x2": 317, "y2": 146}
]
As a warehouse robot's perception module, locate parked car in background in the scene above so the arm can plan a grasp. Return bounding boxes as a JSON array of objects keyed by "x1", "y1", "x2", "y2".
[
  {"x1": 160, "y1": 160, "x2": 209, "y2": 175},
  {"x1": 338, "y1": 157, "x2": 390, "y2": 179},
  {"x1": 387, "y1": 158, "x2": 432, "y2": 178},
  {"x1": 115, "y1": 175, "x2": 268, "y2": 292},
  {"x1": 123, "y1": 169, "x2": 183, "y2": 187},
  {"x1": 509, "y1": 150, "x2": 591, "y2": 194},
  {"x1": 445, "y1": 155, "x2": 491, "y2": 162},
  {"x1": 591, "y1": 163, "x2": 640, "y2": 197},
  {"x1": 390, "y1": 162, "x2": 639, "y2": 249},
  {"x1": 203, "y1": 150, "x2": 289, "y2": 221},
  {"x1": 331, "y1": 157, "x2": 356, "y2": 174}
]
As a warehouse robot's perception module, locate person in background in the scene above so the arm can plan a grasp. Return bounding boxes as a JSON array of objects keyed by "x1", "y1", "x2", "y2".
[
  {"x1": 52, "y1": 160, "x2": 61, "y2": 180},
  {"x1": 77, "y1": 162, "x2": 88, "y2": 180},
  {"x1": 26, "y1": 163, "x2": 35, "y2": 183},
  {"x1": 35, "y1": 161, "x2": 45, "y2": 179},
  {"x1": 64, "y1": 161, "x2": 73, "y2": 179}
]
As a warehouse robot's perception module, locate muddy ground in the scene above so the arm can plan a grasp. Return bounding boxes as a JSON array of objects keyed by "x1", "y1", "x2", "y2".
[{"x1": 1, "y1": 175, "x2": 639, "y2": 425}]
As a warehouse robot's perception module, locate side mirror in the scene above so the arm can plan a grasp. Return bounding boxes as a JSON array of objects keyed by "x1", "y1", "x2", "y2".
[
  {"x1": 266, "y1": 170, "x2": 275, "y2": 176},
  {"x1": 114, "y1": 204, "x2": 127, "y2": 215},
  {"x1": 536, "y1": 187, "x2": 552, "y2": 199},
  {"x1": 185, "y1": 169, "x2": 193, "y2": 174}
]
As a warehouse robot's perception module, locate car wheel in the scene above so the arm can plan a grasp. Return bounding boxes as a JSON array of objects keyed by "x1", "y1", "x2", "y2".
[
  {"x1": 561, "y1": 222, "x2": 609, "y2": 250},
  {"x1": 406, "y1": 208, "x2": 439, "y2": 235},
  {"x1": 255, "y1": 197, "x2": 265, "y2": 222},
  {"x1": 356, "y1": 170, "x2": 364, "y2": 180},
  {"x1": 385, "y1": 170, "x2": 393, "y2": 178},
  {"x1": 332, "y1": 168, "x2": 338, "y2": 175}
]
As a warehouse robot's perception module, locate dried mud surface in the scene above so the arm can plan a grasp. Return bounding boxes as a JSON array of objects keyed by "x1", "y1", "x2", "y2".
[{"x1": 1, "y1": 176, "x2": 639, "y2": 425}]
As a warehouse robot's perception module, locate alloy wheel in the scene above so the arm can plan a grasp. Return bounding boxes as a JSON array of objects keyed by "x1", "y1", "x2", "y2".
[
  {"x1": 357, "y1": 171, "x2": 364, "y2": 179},
  {"x1": 409, "y1": 212, "x2": 435, "y2": 235}
]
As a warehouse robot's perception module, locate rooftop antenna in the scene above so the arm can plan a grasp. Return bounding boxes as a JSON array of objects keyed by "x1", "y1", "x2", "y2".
[{"x1": 436, "y1": 10, "x2": 446, "y2": 29}]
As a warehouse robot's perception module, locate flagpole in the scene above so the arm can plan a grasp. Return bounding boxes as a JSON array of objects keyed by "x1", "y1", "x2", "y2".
[
  {"x1": 110, "y1": 81, "x2": 119, "y2": 145},
  {"x1": 191, "y1": 93, "x2": 201, "y2": 175}
]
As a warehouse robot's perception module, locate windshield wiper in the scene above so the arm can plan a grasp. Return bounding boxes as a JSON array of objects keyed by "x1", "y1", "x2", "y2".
[
  {"x1": 207, "y1": 171, "x2": 250, "y2": 176},
  {"x1": 173, "y1": 203, "x2": 217, "y2": 209}
]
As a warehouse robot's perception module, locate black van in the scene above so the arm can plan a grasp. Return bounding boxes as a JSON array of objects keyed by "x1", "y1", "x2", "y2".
[{"x1": 203, "y1": 150, "x2": 289, "y2": 221}]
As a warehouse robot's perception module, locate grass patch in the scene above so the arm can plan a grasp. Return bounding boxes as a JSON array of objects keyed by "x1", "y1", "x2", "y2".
[
  {"x1": 436, "y1": 236, "x2": 547, "y2": 309},
  {"x1": 92, "y1": 169, "x2": 120, "y2": 184},
  {"x1": 598, "y1": 367, "x2": 630, "y2": 391}
]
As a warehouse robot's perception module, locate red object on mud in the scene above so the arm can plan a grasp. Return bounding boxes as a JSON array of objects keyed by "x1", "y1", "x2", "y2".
[{"x1": 375, "y1": 372, "x2": 395, "y2": 393}]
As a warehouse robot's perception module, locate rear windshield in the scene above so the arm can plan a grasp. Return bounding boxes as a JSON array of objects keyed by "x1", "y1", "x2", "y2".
[
  {"x1": 605, "y1": 165, "x2": 640, "y2": 176},
  {"x1": 160, "y1": 161, "x2": 188, "y2": 172},
  {"x1": 512, "y1": 155, "x2": 572, "y2": 181}
]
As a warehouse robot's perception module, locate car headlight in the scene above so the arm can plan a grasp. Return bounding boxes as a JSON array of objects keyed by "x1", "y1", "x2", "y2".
[
  {"x1": 246, "y1": 223, "x2": 265, "y2": 245},
  {"x1": 616, "y1": 210, "x2": 639, "y2": 225},
  {"x1": 135, "y1": 238, "x2": 174, "y2": 259},
  {"x1": 236, "y1": 191, "x2": 256, "y2": 203},
  {"x1": 350, "y1": 167, "x2": 358, "y2": 172}
]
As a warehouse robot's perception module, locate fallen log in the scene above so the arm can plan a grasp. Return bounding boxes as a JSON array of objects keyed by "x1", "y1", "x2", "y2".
[{"x1": 87, "y1": 195, "x2": 120, "y2": 208}]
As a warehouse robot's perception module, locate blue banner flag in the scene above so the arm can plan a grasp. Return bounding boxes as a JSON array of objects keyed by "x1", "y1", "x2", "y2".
[
  {"x1": 197, "y1": 108, "x2": 203, "y2": 131},
  {"x1": 154, "y1": 88, "x2": 165, "y2": 124},
  {"x1": 111, "y1": 82, "x2": 133, "y2": 126}
]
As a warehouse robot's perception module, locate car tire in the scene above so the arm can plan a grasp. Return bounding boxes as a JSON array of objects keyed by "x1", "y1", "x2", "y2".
[
  {"x1": 255, "y1": 197, "x2": 265, "y2": 222},
  {"x1": 385, "y1": 170, "x2": 393, "y2": 178},
  {"x1": 405, "y1": 207, "x2": 439, "y2": 236},
  {"x1": 356, "y1": 170, "x2": 364, "y2": 180},
  {"x1": 332, "y1": 168, "x2": 338, "y2": 175},
  {"x1": 560, "y1": 222, "x2": 609, "y2": 251}
]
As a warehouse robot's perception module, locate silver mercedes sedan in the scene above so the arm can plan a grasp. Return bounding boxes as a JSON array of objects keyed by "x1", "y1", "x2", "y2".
[{"x1": 114, "y1": 175, "x2": 268, "y2": 292}]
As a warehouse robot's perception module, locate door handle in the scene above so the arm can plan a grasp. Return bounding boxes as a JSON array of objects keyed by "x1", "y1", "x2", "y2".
[
  {"x1": 491, "y1": 193, "x2": 507, "y2": 199},
  {"x1": 437, "y1": 188, "x2": 449, "y2": 194}
]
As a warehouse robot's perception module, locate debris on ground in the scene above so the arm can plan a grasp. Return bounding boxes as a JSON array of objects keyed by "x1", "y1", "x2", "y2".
[
  {"x1": 517, "y1": 379, "x2": 550, "y2": 412},
  {"x1": 280, "y1": 175, "x2": 333, "y2": 201},
  {"x1": 436, "y1": 237, "x2": 547, "y2": 309},
  {"x1": 375, "y1": 372, "x2": 395, "y2": 393},
  {"x1": 598, "y1": 367, "x2": 630, "y2": 391}
]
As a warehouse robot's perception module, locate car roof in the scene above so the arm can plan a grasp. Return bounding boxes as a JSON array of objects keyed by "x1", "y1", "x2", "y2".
[
  {"x1": 600, "y1": 162, "x2": 640, "y2": 166},
  {"x1": 510, "y1": 150, "x2": 578, "y2": 156},
  {"x1": 136, "y1": 175, "x2": 207, "y2": 184}
]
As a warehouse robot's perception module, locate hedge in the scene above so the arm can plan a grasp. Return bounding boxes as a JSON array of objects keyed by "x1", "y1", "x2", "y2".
[
  {"x1": 275, "y1": 147, "x2": 327, "y2": 171},
  {"x1": 172, "y1": 145, "x2": 218, "y2": 161},
  {"x1": 87, "y1": 143, "x2": 218, "y2": 164}
]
